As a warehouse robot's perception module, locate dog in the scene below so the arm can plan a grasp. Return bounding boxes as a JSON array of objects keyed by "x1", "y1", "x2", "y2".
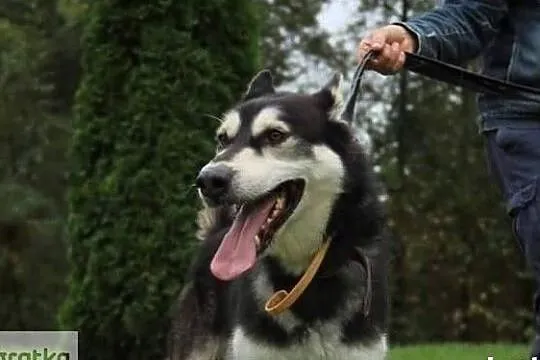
[{"x1": 166, "y1": 69, "x2": 390, "y2": 359}]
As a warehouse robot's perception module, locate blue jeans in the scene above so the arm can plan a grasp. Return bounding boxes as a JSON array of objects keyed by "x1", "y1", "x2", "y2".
[{"x1": 485, "y1": 126, "x2": 540, "y2": 331}]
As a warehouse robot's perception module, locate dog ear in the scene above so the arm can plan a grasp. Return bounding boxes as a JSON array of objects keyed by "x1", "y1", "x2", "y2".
[
  {"x1": 312, "y1": 72, "x2": 344, "y2": 122},
  {"x1": 242, "y1": 69, "x2": 275, "y2": 101}
]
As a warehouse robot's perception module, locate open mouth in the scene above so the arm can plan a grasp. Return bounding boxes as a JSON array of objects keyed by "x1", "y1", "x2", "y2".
[
  {"x1": 210, "y1": 179, "x2": 305, "y2": 281},
  {"x1": 252, "y1": 179, "x2": 304, "y2": 254}
]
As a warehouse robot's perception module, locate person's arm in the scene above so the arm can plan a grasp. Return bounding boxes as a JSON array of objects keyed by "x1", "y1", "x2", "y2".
[
  {"x1": 357, "y1": 0, "x2": 509, "y2": 74},
  {"x1": 396, "y1": 0, "x2": 509, "y2": 65}
]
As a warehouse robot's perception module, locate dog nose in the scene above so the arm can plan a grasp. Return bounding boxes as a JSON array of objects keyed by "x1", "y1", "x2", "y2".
[{"x1": 196, "y1": 164, "x2": 233, "y2": 201}]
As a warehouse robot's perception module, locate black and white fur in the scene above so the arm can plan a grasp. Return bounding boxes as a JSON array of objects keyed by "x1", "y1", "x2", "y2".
[{"x1": 166, "y1": 70, "x2": 390, "y2": 359}]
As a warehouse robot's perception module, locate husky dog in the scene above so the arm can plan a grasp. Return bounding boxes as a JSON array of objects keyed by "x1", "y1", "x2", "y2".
[{"x1": 166, "y1": 70, "x2": 390, "y2": 359}]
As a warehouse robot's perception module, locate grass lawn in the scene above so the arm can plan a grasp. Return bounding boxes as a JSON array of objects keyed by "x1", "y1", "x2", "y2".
[{"x1": 390, "y1": 343, "x2": 530, "y2": 359}]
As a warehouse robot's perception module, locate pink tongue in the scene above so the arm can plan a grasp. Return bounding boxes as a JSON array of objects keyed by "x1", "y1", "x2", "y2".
[{"x1": 210, "y1": 198, "x2": 276, "y2": 281}]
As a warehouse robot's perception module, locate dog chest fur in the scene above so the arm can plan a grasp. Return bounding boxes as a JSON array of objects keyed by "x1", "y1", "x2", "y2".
[
  {"x1": 228, "y1": 327, "x2": 387, "y2": 360},
  {"x1": 220, "y1": 258, "x2": 388, "y2": 359}
]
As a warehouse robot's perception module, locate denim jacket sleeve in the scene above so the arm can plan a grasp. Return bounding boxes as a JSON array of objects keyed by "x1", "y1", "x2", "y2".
[{"x1": 395, "y1": 0, "x2": 509, "y2": 65}]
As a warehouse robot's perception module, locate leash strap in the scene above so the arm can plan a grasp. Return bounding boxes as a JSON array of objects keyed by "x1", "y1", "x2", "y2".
[
  {"x1": 341, "y1": 49, "x2": 377, "y2": 123},
  {"x1": 341, "y1": 49, "x2": 540, "y2": 124},
  {"x1": 404, "y1": 51, "x2": 540, "y2": 103}
]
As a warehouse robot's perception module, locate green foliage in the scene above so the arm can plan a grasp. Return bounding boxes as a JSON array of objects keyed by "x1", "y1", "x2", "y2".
[
  {"x1": 0, "y1": 0, "x2": 72, "y2": 331},
  {"x1": 390, "y1": 343, "x2": 528, "y2": 360},
  {"x1": 0, "y1": 181, "x2": 66, "y2": 330},
  {"x1": 257, "y1": 0, "x2": 349, "y2": 85},
  {"x1": 376, "y1": 81, "x2": 532, "y2": 344},
  {"x1": 59, "y1": 0, "x2": 259, "y2": 358}
]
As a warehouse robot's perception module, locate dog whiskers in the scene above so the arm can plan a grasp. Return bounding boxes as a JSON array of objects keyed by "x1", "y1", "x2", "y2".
[{"x1": 202, "y1": 113, "x2": 224, "y2": 123}]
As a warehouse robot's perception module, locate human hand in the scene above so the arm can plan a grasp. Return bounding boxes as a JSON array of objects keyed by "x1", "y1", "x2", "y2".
[{"x1": 357, "y1": 24, "x2": 418, "y2": 75}]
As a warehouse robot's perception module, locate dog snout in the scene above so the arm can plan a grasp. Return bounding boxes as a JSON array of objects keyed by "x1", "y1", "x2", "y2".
[{"x1": 196, "y1": 164, "x2": 234, "y2": 202}]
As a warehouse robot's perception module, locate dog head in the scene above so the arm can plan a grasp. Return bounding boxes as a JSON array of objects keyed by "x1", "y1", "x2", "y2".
[{"x1": 196, "y1": 70, "x2": 356, "y2": 279}]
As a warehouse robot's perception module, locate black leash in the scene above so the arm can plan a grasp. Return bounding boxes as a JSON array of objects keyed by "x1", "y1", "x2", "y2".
[
  {"x1": 340, "y1": 49, "x2": 377, "y2": 124},
  {"x1": 404, "y1": 51, "x2": 540, "y2": 103},
  {"x1": 341, "y1": 50, "x2": 540, "y2": 125}
]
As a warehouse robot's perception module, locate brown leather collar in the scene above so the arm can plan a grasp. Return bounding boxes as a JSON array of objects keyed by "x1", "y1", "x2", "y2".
[{"x1": 264, "y1": 239, "x2": 373, "y2": 318}]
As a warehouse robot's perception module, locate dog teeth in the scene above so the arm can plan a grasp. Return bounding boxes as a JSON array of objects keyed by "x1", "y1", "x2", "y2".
[
  {"x1": 254, "y1": 235, "x2": 261, "y2": 247},
  {"x1": 276, "y1": 197, "x2": 285, "y2": 209}
]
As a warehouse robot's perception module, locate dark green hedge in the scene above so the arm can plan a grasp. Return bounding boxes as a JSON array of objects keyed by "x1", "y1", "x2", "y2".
[{"x1": 59, "y1": 0, "x2": 259, "y2": 358}]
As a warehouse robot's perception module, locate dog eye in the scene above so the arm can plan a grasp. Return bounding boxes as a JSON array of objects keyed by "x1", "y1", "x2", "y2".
[{"x1": 265, "y1": 129, "x2": 288, "y2": 145}]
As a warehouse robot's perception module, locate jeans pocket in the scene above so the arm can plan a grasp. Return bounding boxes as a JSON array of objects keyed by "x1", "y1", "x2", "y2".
[
  {"x1": 495, "y1": 127, "x2": 540, "y2": 156},
  {"x1": 494, "y1": 127, "x2": 519, "y2": 153}
]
